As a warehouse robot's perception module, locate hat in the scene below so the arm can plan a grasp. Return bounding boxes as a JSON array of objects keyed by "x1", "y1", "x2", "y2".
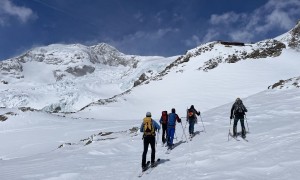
[
  {"x1": 146, "y1": 112, "x2": 151, "y2": 117},
  {"x1": 236, "y1": 98, "x2": 242, "y2": 104},
  {"x1": 171, "y1": 108, "x2": 175, "y2": 113}
]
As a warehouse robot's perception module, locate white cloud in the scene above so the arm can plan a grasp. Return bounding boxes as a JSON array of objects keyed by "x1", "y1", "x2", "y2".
[
  {"x1": 134, "y1": 12, "x2": 144, "y2": 23},
  {"x1": 202, "y1": 29, "x2": 220, "y2": 43},
  {"x1": 0, "y1": 0, "x2": 34, "y2": 25},
  {"x1": 103, "y1": 28, "x2": 179, "y2": 55},
  {"x1": 210, "y1": 12, "x2": 246, "y2": 25},
  {"x1": 184, "y1": 35, "x2": 201, "y2": 47},
  {"x1": 229, "y1": 31, "x2": 254, "y2": 42},
  {"x1": 203, "y1": 0, "x2": 300, "y2": 43}
]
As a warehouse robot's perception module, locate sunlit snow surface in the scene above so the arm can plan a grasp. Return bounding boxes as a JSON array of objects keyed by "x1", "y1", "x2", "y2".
[{"x1": 0, "y1": 87, "x2": 299, "y2": 180}]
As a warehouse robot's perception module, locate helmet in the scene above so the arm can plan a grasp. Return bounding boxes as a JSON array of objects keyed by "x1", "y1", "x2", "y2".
[
  {"x1": 146, "y1": 112, "x2": 151, "y2": 117},
  {"x1": 190, "y1": 105, "x2": 194, "y2": 109}
]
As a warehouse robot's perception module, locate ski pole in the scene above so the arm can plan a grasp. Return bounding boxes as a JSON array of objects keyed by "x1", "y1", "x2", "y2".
[
  {"x1": 181, "y1": 108, "x2": 188, "y2": 140},
  {"x1": 181, "y1": 120, "x2": 188, "y2": 140},
  {"x1": 156, "y1": 129, "x2": 160, "y2": 148},
  {"x1": 245, "y1": 115, "x2": 250, "y2": 133},
  {"x1": 180, "y1": 121, "x2": 188, "y2": 142},
  {"x1": 228, "y1": 118, "x2": 232, "y2": 141},
  {"x1": 174, "y1": 131, "x2": 178, "y2": 141},
  {"x1": 199, "y1": 114, "x2": 206, "y2": 133}
]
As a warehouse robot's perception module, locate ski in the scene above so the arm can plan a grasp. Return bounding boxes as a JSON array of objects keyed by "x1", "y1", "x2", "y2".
[
  {"x1": 165, "y1": 148, "x2": 171, "y2": 154},
  {"x1": 241, "y1": 137, "x2": 248, "y2": 142},
  {"x1": 228, "y1": 132, "x2": 240, "y2": 141},
  {"x1": 189, "y1": 133, "x2": 196, "y2": 141},
  {"x1": 233, "y1": 131, "x2": 249, "y2": 142},
  {"x1": 138, "y1": 161, "x2": 150, "y2": 178},
  {"x1": 145, "y1": 159, "x2": 161, "y2": 174}
]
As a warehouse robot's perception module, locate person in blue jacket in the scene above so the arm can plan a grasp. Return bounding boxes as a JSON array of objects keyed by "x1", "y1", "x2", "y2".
[
  {"x1": 167, "y1": 108, "x2": 181, "y2": 149},
  {"x1": 140, "y1": 112, "x2": 160, "y2": 170}
]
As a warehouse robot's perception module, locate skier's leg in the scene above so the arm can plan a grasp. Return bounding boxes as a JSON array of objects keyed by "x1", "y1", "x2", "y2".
[
  {"x1": 240, "y1": 118, "x2": 246, "y2": 136},
  {"x1": 142, "y1": 137, "x2": 150, "y2": 167},
  {"x1": 169, "y1": 128, "x2": 175, "y2": 147},
  {"x1": 150, "y1": 136, "x2": 156, "y2": 163},
  {"x1": 188, "y1": 120, "x2": 192, "y2": 135},
  {"x1": 191, "y1": 120, "x2": 195, "y2": 135},
  {"x1": 167, "y1": 127, "x2": 171, "y2": 146},
  {"x1": 233, "y1": 118, "x2": 238, "y2": 136}
]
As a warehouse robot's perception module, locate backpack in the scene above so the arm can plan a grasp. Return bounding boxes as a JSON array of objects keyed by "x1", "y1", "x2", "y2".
[
  {"x1": 188, "y1": 109, "x2": 195, "y2": 118},
  {"x1": 143, "y1": 117, "x2": 155, "y2": 136},
  {"x1": 161, "y1": 111, "x2": 168, "y2": 124},
  {"x1": 234, "y1": 101, "x2": 245, "y2": 114}
]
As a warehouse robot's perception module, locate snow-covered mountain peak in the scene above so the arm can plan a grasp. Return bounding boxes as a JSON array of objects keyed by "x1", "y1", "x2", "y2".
[
  {"x1": 276, "y1": 20, "x2": 300, "y2": 50},
  {"x1": 0, "y1": 42, "x2": 176, "y2": 111},
  {"x1": 19, "y1": 43, "x2": 94, "y2": 65},
  {"x1": 90, "y1": 43, "x2": 124, "y2": 56}
]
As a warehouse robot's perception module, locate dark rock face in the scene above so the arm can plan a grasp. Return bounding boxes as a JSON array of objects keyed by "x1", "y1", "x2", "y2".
[
  {"x1": 0, "y1": 60, "x2": 24, "y2": 79},
  {"x1": 0, "y1": 112, "x2": 17, "y2": 122},
  {"x1": 288, "y1": 21, "x2": 300, "y2": 50},
  {"x1": 65, "y1": 65, "x2": 95, "y2": 77},
  {"x1": 268, "y1": 77, "x2": 300, "y2": 89},
  {"x1": 0, "y1": 115, "x2": 8, "y2": 121},
  {"x1": 133, "y1": 73, "x2": 148, "y2": 87},
  {"x1": 19, "y1": 107, "x2": 37, "y2": 112},
  {"x1": 200, "y1": 40, "x2": 286, "y2": 72}
]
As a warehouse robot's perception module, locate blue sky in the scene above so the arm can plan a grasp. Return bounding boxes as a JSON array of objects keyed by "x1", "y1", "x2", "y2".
[{"x1": 0, "y1": 0, "x2": 300, "y2": 60}]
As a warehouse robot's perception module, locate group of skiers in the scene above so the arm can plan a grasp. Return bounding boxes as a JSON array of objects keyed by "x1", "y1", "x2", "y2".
[{"x1": 140, "y1": 98, "x2": 248, "y2": 171}]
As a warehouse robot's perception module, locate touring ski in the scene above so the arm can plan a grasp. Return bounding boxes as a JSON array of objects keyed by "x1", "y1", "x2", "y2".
[
  {"x1": 145, "y1": 159, "x2": 161, "y2": 174},
  {"x1": 228, "y1": 132, "x2": 240, "y2": 141},
  {"x1": 138, "y1": 161, "x2": 150, "y2": 178},
  {"x1": 241, "y1": 137, "x2": 248, "y2": 142}
]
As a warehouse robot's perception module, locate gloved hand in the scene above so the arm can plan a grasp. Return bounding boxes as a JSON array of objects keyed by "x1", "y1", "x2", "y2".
[
  {"x1": 178, "y1": 118, "x2": 181, "y2": 123},
  {"x1": 230, "y1": 115, "x2": 233, "y2": 119}
]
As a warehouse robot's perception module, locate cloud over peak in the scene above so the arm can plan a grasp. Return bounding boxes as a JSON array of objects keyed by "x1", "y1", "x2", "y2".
[
  {"x1": 203, "y1": 0, "x2": 300, "y2": 43},
  {"x1": 0, "y1": 0, "x2": 35, "y2": 25}
]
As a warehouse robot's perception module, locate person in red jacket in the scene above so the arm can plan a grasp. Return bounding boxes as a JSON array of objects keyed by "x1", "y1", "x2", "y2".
[{"x1": 159, "y1": 111, "x2": 168, "y2": 145}]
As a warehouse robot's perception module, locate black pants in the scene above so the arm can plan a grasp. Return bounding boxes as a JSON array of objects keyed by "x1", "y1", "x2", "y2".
[
  {"x1": 142, "y1": 136, "x2": 155, "y2": 167},
  {"x1": 233, "y1": 117, "x2": 246, "y2": 136},
  {"x1": 161, "y1": 123, "x2": 168, "y2": 143}
]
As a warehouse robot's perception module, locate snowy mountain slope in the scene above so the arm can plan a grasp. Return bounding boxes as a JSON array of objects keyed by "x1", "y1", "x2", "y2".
[
  {"x1": 0, "y1": 43, "x2": 177, "y2": 111},
  {"x1": 72, "y1": 22, "x2": 300, "y2": 119},
  {"x1": 0, "y1": 86, "x2": 299, "y2": 180},
  {"x1": 73, "y1": 47, "x2": 300, "y2": 121},
  {"x1": 1, "y1": 22, "x2": 300, "y2": 114}
]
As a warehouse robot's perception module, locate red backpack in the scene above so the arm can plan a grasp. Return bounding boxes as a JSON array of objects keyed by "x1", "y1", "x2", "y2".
[{"x1": 161, "y1": 111, "x2": 168, "y2": 124}]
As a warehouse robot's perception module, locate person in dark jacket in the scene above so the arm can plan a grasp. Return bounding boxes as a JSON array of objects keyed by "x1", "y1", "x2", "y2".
[
  {"x1": 167, "y1": 108, "x2": 181, "y2": 149},
  {"x1": 159, "y1": 111, "x2": 168, "y2": 145},
  {"x1": 187, "y1": 105, "x2": 200, "y2": 137},
  {"x1": 230, "y1": 98, "x2": 248, "y2": 138},
  {"x1": 140, "y1": 112, "x2": 160, "y2": 170}
]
